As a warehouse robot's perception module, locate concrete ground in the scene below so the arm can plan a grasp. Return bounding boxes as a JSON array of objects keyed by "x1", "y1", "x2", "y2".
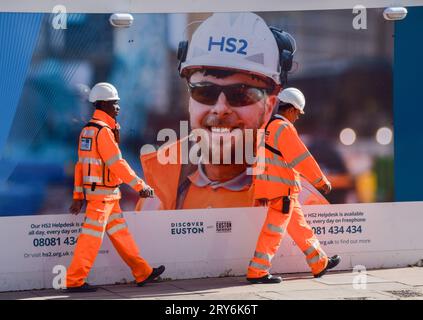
[{"x1": 2, "y1": 267, "x2": 423, "y2": 300}]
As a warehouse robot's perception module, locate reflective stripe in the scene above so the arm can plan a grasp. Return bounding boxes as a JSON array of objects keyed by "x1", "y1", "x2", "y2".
[
  {"x1": 107, "y1": 222, "x2": 128, "y2": 235},
  {"x1": 267, "y1": 224, "x2": 284, "y2": 234},
  {"x1": 74, "y1": 186, "x2": 83, "y2": 193},
  {"x1": 83, "y1": 176, "x2": 102, "y2": 184},
  {"x1": 254, "y1": 251, "x2": 273, "y2": 262},
  {"x1": 289, "y1": 151, "x2": 311, "y2": 168},
  {"x1": 84, "y1": 187, "x2": 120, "y2": 196},
  {"x1": 108, "y1": 213, "x2": 124, "y2": 223},
  {"x1": 105, "y1": 153, "x2": 122, "y2": 166},
  {"x1": 79, "y1": 157, "x2": 102, "y2": 165},
  {"x1": 129, "y1": 177, "x2": 141, "y2": 187},
  {"x1": 84, "y1": 217, "x2": 105, "y2": 228},
  {"x1": 303, "y1": 240, "x2": 320, "y2": 256},
  {"x1": 249, "y1": 261, "x2": 270, "y2": 271},
  {"x1": 264, "y1": 152, "x2": 311, "y2": 169},
  {"x1": 265, "y1": 157, "x2": 290, "y2": 168},
  {"x1": 307, "y1": 254, "x2": 323, "y2": 265},
  {"x1": 255, "y1": 174, "x2": 300, "y2": 187},
  {"x1": 313, "y1": 177, "x2": 323, "y2": 185},
  {"x1": 273, "y1": 123, "x2": 289, "y2": 146},
  {"x1": 303, "y1": 246, "x2": 317, "y2": 256},
  {"x1": 81, "y1": 227, "x2": 103, "y2": 239},
  {"x1": 83, "y1": 129, "x2": 95, "y2": 137}
]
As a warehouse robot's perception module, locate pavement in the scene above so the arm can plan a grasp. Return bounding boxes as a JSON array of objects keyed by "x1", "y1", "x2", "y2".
[{"x1": 1, "y1": 267, "x2": 423, "y2": 300}]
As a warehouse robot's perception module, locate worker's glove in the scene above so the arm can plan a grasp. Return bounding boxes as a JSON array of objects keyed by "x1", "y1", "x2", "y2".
[
  {"x1": 139, "y1": 185, "x2": 155, "y2": 198},
  {"x1": 69, "y1": 199, "x2": 84, "y2": 215},
  {"x1": 320, "y1": 182, "x2": 332, "y2": 195}
]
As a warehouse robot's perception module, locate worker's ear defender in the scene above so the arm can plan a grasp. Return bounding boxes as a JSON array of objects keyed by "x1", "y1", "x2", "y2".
[
  {"x1": 177, "y1": 40, "x2": 189, "y2": 75},
  {"x1": 269, "y1": 26, "x2": 294, "y2": 86}
]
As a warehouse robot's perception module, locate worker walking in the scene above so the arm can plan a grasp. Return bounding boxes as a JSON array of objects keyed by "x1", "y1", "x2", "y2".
[
  {"x1": 278, "y1": 88, "x2": 330, "y2": 205},
  {"x1": 65, "y1": 82, "x2": 165, "y2": 292},
  {"x1": 247, "y1": 87, "x2": 340, "y2": 284}
]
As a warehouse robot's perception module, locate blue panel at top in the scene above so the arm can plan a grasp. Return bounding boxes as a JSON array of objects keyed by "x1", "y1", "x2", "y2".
[
  {"x1": 394, "y1": 6, "x2": 423, "y2": 201},
  {"x1": 0, "y1": 13, "x2": 43, "y2": 184},
  {"x1": 0, "y1": 13, "x2": 43, "y2": 156}
]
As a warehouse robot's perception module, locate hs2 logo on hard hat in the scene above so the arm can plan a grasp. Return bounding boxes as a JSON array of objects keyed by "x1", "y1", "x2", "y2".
[
  {"x1": 80, "y1": 138, "x2": 92, "y2": 151},
  {"x1": 208, "y1": 36, "x2": 248, "y2": 55}
]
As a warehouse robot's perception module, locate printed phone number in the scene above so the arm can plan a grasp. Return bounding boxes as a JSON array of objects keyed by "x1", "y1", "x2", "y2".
[
  {"x1": 33, "y1": 237, "x2": 76, "y2": 247},
  {"x1": 312, "y1": 225, "x2": 362, "y2": 235}
]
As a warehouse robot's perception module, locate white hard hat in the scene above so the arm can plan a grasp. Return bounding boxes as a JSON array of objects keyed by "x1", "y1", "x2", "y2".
[
  {"x1": 88, "y1": 82, "x2": 120, "y2": 103},
  {"x1": 180, "y1": 13, "x2": 281, "y2": 84},
  {"x1": 278, "y1": 87, "x2": 305, "y2": 114}
]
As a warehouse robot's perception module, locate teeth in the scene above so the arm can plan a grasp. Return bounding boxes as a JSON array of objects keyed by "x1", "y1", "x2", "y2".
[{"x1": 211, "y1": 127, "x2": 231, "y2": 133}]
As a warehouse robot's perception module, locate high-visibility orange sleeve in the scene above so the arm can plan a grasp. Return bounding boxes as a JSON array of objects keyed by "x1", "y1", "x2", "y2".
[
  {"x1": 73, "y1": 162, "x2": 84, "y2": 200},
  {"x1": 97, "y1": 128, "x2": 146, "y2": 192},
  {"x1": 277, "y1": 124, "x2": 329, "y2": 188}
]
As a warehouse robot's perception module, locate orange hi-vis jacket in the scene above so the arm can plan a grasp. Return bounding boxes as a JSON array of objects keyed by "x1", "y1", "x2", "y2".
[
  {"x1": 136, "y1": 137, "x2": 255, "y2": 210},
  {"x1": 73, "y1": 110, "x2": 146, "y2": 201},
  {"x1": 254, "y1": 114, "x2": 329, "y2": 200}
]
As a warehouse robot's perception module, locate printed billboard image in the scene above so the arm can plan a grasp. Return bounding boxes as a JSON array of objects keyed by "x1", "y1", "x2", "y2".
[{"x1": 0, "y1": 9, "x2": 394, "y2": 216}]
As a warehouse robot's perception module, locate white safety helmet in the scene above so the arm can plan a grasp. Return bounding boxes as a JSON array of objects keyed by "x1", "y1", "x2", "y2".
[
  {"x1": 88, "y1": 82, "x2": 120, "y2": 103},
  {"x1": 179, "y1": 12, "x2": 282, "y2": 84},
  {"x1": 278, "y1": 87, "x2": 305, "y2": 114}
]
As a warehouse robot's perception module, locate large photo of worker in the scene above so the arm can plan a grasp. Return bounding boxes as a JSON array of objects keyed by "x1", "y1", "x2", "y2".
[
  {"x1": 0, "y1": 9, "x2": 394, "y2": 216},
  {"x1": 136, "y1": 12, "x2": 331, "y2": 211}
]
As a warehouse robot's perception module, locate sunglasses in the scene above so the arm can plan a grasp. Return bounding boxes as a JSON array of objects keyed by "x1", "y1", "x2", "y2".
[{"x1": 187, "y1": 82, "x2": 272, "y2": 107}]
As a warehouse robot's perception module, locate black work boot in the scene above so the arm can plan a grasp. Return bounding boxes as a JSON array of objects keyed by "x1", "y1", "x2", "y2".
[
  {"x1": 247, "y1": 274, "x2": 282, "y2": 284},
  {"x1": 314, "y1": 255, "x2": 341, "y2": 278},
  {"x1": 63, "y1": 283, "x2": 98, "y2": 293},
  {"x1": 137, "y1": 265, "x2": 166, "y2": 287}
]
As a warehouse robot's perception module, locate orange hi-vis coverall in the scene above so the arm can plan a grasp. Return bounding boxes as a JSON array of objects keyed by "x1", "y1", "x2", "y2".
[
  {"x1": 247, "y1": 114, "x2": 331, "y2": 279},
  {"x1": 66, "y1": 109, "x2": 152, "y2": 288}
]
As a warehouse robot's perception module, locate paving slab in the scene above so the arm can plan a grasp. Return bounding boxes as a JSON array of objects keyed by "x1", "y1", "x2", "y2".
[
  {"x1": 118, "y1": 290, "x2": 201, "y2": 300},
  {"x1": 279, "y1": 288, "x2": 395, "y2": 300},
  {"x1": 261, "y1": 278, "x2": 331, "y2": 291},
  {"x1": 315, "y1": 274, "x2": 390, "y2": 285},
  {"x1": 155, "y1": 293, "x2": 207, "y2": 300},
  {"x1": 333, "y1": 282, "x2": 413, "y2": 292},
  {"x1": 196, "y1": 292, "x2": 270, "y2": 300},
  {"x1": 253, "y1": 291, "x2": 293, "y2": 300},
  {"x1": 367, "y1": 267, "x2": 423, "y2": 285}
]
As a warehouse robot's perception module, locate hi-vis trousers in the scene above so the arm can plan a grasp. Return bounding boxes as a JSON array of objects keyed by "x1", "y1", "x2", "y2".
[
  {"x1": 66, "y1": 200, "x2": 152, "y2": 287},
  {"x1": 247, "y1": 196, "x2": 328, "y2": 278}
]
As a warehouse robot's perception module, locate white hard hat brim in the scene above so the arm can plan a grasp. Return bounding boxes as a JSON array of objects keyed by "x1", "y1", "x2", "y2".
[
  {"x1": 291, "y1": 106, "x2": 305, "y2": 114},
  {"x1": 292, "y1": 104, "x2": 305, "y2": 114},
  {"x1": 88, "y1": 96, "x2": 120, "y2": 103},
  {"x1": 280, "y1": 101, "x2": 305, "y2": 114},
  {"x1": 181, "y1": 55, "x2": 281, "y2": 85}
]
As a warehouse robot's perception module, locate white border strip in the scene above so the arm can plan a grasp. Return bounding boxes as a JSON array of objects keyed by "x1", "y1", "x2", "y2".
[{"x1": 0, "y1": 0, "x2": 422, "y2": 13}]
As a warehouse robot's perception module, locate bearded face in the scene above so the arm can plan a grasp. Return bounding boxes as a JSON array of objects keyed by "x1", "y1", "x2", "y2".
[{"x1": 188, "y1": 71, "x2": 276, "y2": 164}]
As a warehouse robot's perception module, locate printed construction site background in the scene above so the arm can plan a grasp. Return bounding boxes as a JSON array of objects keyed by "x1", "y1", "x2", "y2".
[{"x1": 0, "y1": 9, "x2": 395, "y2": 216}]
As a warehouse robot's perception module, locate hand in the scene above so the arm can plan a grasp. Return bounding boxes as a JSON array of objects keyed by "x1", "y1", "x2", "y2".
[
  {"x1": 139, "y1": 185, "x2": 154, "y2": 198},
  {"x1": 69, "y1": 200, "x2": 84, "y2": 215},
  {"x1": 319, "y1": 182, "x2": 332, "y2": 195}
]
